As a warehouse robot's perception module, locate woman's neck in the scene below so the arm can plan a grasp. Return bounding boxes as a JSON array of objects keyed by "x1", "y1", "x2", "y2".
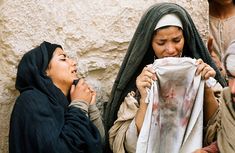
[
  {"x1": 54, "y1": 82, "x2": 69, "y2": 96},
  {"x1": 209, "y1": 2, "x2": 235, "y2": 19}
]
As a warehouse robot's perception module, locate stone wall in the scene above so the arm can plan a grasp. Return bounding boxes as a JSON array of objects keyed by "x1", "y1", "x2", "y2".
[{"x1": 0, "y1": 0, "x2": 208, "y2": 152}]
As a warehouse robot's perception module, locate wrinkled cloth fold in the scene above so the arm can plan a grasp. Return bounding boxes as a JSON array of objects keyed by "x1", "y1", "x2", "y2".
[
  {"x1": 136, "y1": 57, "x2": 204, "y2": 153},
  {"x1": 217, "y1": 87, "x2": 235, "y2": 152},
  {"x1": 204, "y1": 87, "x2": 235, "y2": 152},
  {"x1": 109, "y1": 92, "x2": 139, "y2": 153}
]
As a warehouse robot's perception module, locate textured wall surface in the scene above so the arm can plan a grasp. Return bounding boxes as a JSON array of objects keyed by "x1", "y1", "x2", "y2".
[{"x1": 0, "y1": 0, "x2": 208, "y2": 152}]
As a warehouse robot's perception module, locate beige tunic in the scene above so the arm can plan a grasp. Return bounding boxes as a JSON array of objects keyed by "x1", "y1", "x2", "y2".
[
  {"x1": 209, "y1": 15, "x2": 235, "y2": 60},
  {"x1": 108, "y1": 92, "x2": 139, "y2": 153},
  {"x1": 204, "y1": 87, "x2": 235, "y2": 152}
]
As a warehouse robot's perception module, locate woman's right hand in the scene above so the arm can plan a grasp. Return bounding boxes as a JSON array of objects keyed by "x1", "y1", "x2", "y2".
[
  {"x1": 70, "y1": 78, "x2": 92, "y2": 104},
  {"x1": 135, "y1": 65, "x2": 157, "y2": 133},
  {"x1": 136, "y1": 65, "x2": 157, "y2": 100}
]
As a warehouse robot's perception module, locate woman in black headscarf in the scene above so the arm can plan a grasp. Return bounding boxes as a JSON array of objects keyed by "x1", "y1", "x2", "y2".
[
  {"x1": 9, "y1": 41, "x2": 104, "y2": 153},
  {"x1": 105, "y1": 2, "x2": 226, "y2": 153}
]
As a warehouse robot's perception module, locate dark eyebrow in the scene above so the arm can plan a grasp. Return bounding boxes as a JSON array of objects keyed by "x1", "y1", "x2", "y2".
[{"x1": 173, "y1": 34, "x2": 183, "y2": 39}]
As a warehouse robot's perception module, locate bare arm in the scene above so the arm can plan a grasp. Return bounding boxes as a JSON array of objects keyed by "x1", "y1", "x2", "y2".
[
  {"x1": 135, "y1": 98, "x2": 148, "y2": 133},
  {"x1": 204, "y1": 85, "x2": 219, "y2": 124}
]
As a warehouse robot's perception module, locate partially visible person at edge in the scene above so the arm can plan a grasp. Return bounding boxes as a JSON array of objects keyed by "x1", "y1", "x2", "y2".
[
  {"x1": 9, "y1": 41, "x2": 104, "y2": 153},
  {"x1": 207, "y1": 0, "x2": 235, "y2": 77},
  {"x1": 193, "y1": 40, "x2": 235, "y2": 153},
  {"x1": 104, "y1": 2, "x2": 227, "y2": 153}
]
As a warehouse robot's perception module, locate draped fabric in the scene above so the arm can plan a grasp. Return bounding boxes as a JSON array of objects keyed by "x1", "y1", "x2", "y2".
[
  {"x1": 203, "y1": 87, "x2": 235, "y2": 153},
  {"x1": 109, "y1": 92, "x2": 139, "y2": 153},
  {"x1": 104, "y1": 4, "x2": 226, "y2": 148},
  {"x1": 136, "y1": 57, "x2": 204, "y2": 153},
  {"x1": 217, "y1": 87, "x2": 235, "y2": 152},
  {"x1": 9, "y1": 41, "x2": 102, "y2": 153}
]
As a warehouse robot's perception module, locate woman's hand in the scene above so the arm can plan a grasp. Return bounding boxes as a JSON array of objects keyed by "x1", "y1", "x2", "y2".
[
  {"x1": 196, "y1": 59, "x2": 216, "y2": 80},
  {"x1": 70, "y1": 78, "x2": 92, "y2": 104},
  {"x1": 89, "y1": 87, "x2": 97, "y2": 105},
  {"x1": 135, "y1": 65, "x2": 157, "y2": 133},
  {"x1": 136, "y1": 65, "x2": 157, "y2": 100}
]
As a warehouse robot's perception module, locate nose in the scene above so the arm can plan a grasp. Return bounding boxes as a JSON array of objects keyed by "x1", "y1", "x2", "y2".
[
  {"x1": 165, "y1": 43, "x2": 176, "y2": 55},
  {"x1": 229, "y1": 78, "x2": 235, "y2": 94},
  {"x1": 69, "y1": 58, "x2": 77, "y2": 66}
]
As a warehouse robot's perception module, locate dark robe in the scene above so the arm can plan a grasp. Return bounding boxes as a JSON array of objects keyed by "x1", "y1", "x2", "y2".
[
  {"x1": 9, "y1": 41, "x2": 102, "y2": 153},
  {"x1": 104, "y1": 2, "x2": 227, "y2": 152}
]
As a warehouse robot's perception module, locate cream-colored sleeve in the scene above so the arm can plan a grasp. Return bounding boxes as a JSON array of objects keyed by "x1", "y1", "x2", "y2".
[
  {"x1": 88, "y1": 104, "x2": 105, "y2": 143},
  {"x1": 125, "y1": 118, "x2": 138, "y2": 153},
  {"x1": 69, "y1": 100, "x2": 89, "y2": 116}
]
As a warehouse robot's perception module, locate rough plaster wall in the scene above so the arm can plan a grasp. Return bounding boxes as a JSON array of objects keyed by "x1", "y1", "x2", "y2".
[{"x1": 0, "y1": 0, "x2": 208, "y2": 152}]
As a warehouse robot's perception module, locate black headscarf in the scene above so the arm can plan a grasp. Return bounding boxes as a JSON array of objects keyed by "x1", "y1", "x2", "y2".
[
  {"x1": 10, "y1": 41, "x2": 102, "y2": 153},
  {"x1": 15, "y1": 41, "x2": 61, "y2": 98},
  {"x1": 104, "y1": 3, "x2": 227, "y2": 150}
]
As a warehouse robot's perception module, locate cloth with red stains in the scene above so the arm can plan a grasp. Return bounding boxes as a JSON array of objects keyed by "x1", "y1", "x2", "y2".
[{"x1": 136, "y1": 57, "x2": 204, "y2": 153}]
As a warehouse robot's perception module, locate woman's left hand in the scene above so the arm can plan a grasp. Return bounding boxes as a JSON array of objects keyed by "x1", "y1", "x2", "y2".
[{"x1": 196, "y1": 59, "x2": 216, "y2": 80}]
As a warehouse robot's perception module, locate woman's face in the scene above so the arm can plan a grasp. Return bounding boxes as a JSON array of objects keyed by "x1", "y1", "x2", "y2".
[
  {"x1": 152, "y1": 26, "x2": 184, "y2": 58},
  {"x1": 46, "y1": 48, "x2": 78, "y2": 92}
]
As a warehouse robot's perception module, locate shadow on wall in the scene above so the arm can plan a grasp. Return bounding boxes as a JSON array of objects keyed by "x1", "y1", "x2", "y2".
[{"x1": 0, "y1": 0, "x2": 3, "y2": 6}]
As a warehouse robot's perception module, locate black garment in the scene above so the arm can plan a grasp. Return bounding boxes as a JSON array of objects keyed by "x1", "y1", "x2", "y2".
[
  {"x1": 9, "y1": 41, "x2": 102, "y2": 153},
  {"x1": 104, "y1": 2, "x2": 227, "y2": 152}
]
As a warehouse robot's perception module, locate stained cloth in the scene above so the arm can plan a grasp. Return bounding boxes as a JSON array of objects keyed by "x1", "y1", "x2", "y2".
[
  {"x1": 9, "y1": 41, "x2": 102, "y2": 153},
  {"x1": 105, "y1": 3, "x2": 226, "y2": 151},
  {"x1": 136, "y1": 57, "x2": 204, "y2": 153}
]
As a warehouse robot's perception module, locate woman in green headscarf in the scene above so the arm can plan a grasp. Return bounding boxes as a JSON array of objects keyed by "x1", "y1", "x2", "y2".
[{"x1": 105, "y1": 2, "x2": 226, "y2": 153}]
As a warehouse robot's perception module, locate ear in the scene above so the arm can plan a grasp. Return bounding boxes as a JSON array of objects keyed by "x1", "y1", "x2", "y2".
[
  {"x1": 45, "y1": 69, "x2": 50, "y2": 76},
  {"x1": 45, "y1": 62, "x2": 52, "y2": 76}
]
